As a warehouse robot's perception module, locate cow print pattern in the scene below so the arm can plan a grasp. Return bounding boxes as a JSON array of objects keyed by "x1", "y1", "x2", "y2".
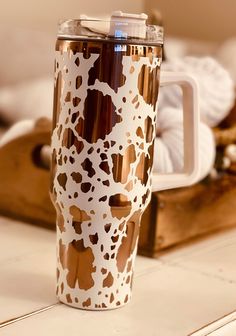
[{"x1": 51, "y1": 46, "x2": 161, "y2": 310}]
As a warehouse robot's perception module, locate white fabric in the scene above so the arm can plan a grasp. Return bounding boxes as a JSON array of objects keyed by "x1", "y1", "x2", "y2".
[
  {"x1": 158, "y1": 57, "x2": 235, "y2": 127},
  {"x1": 153, "y1": 107, "x2": 215, "y2": 181}
]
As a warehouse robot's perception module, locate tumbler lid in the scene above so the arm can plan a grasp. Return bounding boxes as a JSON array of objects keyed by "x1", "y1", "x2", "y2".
[{"x1": 58, "y1": 11, "x2": 163, "y2": 45}]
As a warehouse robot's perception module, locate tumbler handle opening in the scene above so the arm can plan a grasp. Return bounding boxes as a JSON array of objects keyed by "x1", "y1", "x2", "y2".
[{"x1": 151, "y1": 71, "x2": 200, "y2": 192}]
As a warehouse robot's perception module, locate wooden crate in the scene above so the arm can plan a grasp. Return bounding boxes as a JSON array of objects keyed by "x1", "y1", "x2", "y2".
[{"x1": 139, "y1": 174, "x2": 236, "y2": 257}]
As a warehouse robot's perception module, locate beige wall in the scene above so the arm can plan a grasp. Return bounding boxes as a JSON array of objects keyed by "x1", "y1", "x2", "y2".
[
  {"x1": 145, "y1": 0, "x2": 236, "y2": 42},
  {"x1": 1, "y1": 0, "x2": 144, "y2": 32}
]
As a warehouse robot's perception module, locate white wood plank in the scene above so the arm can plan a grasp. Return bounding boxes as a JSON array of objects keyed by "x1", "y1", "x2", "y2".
[
  {"x1": 207, "y1": 320, "x2": 236, "y2": 336},
  {"x1": 0, "y1": 248, "x2": 57, "y2": 323},
  {"x1": 1, "y1": 264, "x2": 236, "y2": 336},
  {"x1": 191, "y1": 311, "x2": 236, "y2": 336},
  {"x1": 0, "y1": 216, "x2": 55, "y2": 265}
]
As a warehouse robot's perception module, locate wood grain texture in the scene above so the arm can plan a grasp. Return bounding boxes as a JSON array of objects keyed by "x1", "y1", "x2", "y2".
[
  {"x1": 0, "y1": 118, "x2": 56, "y2": 227},
  {"x1": 139, "y1": 174, "x2": 236, "y2": 256}
]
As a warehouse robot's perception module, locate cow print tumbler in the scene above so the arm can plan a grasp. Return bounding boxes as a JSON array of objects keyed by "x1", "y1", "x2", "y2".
[{"x1": 50, "y1": 17, "x2": 164, "y2": 310}]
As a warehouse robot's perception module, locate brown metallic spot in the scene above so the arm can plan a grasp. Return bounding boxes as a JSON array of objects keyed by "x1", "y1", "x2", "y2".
[
  {"x1": 65, "y1": 92, "x2": 71, "y2": 102},
  {"x1": 135, "y1": 153, "x2": 149, "y2": 185},
  {"x1": 99, "y1": 161, "x2": 110, "y2": 175},
  {"x1": 126, "y1": 275, "x2": 131, "y2": 284},
  {"x1": 111, "y1": 141, "x2": 116, "y2": 147},
  {"x1": 61, "y1": 282, "x2": 64, "y2": 294},
  {"x1": 103, "y1": 272, "x2": 114, "y2": 288},
  {"x1": 74, "y1": 192, "x2": 78, "y2": 198},
  {"x1": 75, "y1": 297, "x2": 79, "y2": 303},
  {"x1": 111, "y1": 235, "x2": 119, "y2": 243},
  {"x1": 71, "y1": 112, "x2": 80, "y2": 123},
  {"x1": 104, "y1": 223, "x2": 111, "y2": 233},
  {"x1": 57, "y1": 124, "x2": 63, "y2": 138},
  {"x1": 100, "y1": 153, "x2": 107, "y2": 160},
  {"x1": 57, "y1": 173, "x2": 67, "y2": 190},
  {"x1": 89, "y1": 233, "x2": 98, "y2": 245},
  {"x1": 124, "y1": 295, "x2": 129, "y2": 303},
  {"x1": 65, "y1": 240, "x2": 95, "y2": 290},
  {"x1": 111, "y1": 253, "x2": 115, "y2": 259},
  {"x1": 136, "y1": 127, "x2": 144, "y2": 139},
  {"x1": 104, "y1": 141, "x2": 110, "y2": 149},
  {"x1": 111, "y1": 144, "x2": 136, "y2": 184},
  {"x1": 145, "y1": 116, "x2": 154, "y2": 143},
  {"x1": 103, "y1": 214, "x2": 107, "y2": 219},
  {"x1": 72, "y1": 97, "x2": 81, "y2": 107},
  {"x1": 71, "y1": 172, "x2": 82, "y2": 184},
  {"x1": 101, "y1": 244, "x2": 104, "y2": 252},
  {"x1": 111, "y1": 245, "x2": 116, "y2": 250},
  {"x1": 116, "y1": 210, "x2": 141, "y2": 272},
  {"x1": 76, "y1": 75, "x2": 82, "y2": 89},
  {"x1": 72, "y1": 221, "x2": 82, "y2": 234},
  {"x1": 102, "y1": 180, "x2": 110, "y2": 186},
  {"x1": 122, "y1": 97, "x2": 126, "y2": 103},
  {"x1": 132, "y1": 95, "x2": 138, "y2": 104},
  {"x1": 101, "y1": 268, "x2": 107, "y2": 274},
  {"x1": 81, "y1": 182, "x2": 91, "y2": 193},
  {"x1": 139, "y1": 143, "x2": 144, "y2": 150},
  {"x1": 104, "y1": 253, "x2": 109, "y2": 260},
  {"x1": 142, "y1": 189, "x2": 150, "y2": 205},
  {"x1": 116, "y1": 301, "x2": 121, "y2": 306},
  {"x1": 138, "y1": 64, "x2": 159, "y2": 110},
  {"x1": 63, "y1": 156, "x2": 68, "y2": 164},
  {"x1": 88, "y1": 197, "x2": 93, "y2": 202},
  {"x1": 135, "y1": 102, "x2": 140, "y2": 109},
  {"x1": 87, "y1": 147, "x2": 94, "y2": 154},
  {"x1": 69, "y1": 205, "x2": 91, "y2": 222},
  {"x1": 102, "y1": 303, "x2": 107, "y2": 308},
  {"x1": 81, "y1": 158, "x2": 96, "y2": 178},
  {"x1": 109, "y1": 194, "x2": 132, "y2": 219},
  {"x1": 130, "y1": 66, "x2": 135, "y2": 74},
  {"x1": 82, "y1": 298, "x2": 91, "y2": 307},
  {"x1": 56, "y1": 285, "x2": 59, "y2": 295},
  {"x1": 75, "y1": 90, "x2": 122, "y2": 143},
  {"x1": 125, "y1": 180, "x2": 133, "y2": 192},
  {"x1": 110, "y1": 293, "x2": 114, "y2": 303},
  {"x1": 99, "y1": 195, "x2": 107, "y2": 202},
  {"x1": 75, "y1": 57, "x2": 80, "y2": 66},
  {"x1": 66, "y1": 293, "x2": 72, "y2": 303},
  {"x1": 69, "y1": 156, "x2": 75, "y2": 164}
]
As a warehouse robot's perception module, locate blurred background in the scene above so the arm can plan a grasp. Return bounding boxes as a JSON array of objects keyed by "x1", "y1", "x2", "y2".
[{"x1": 0, "y1": 0, "x2": 235, "y2": 236}]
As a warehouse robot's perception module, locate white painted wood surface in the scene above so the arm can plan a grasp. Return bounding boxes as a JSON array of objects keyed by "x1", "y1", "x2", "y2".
[{"x1": 0, "y1": 216, "x2": 236, "y2": 335}]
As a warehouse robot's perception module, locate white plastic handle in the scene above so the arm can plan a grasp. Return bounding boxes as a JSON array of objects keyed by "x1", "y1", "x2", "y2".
[{"x1": 152, "y1": 71, "x2": 200, "y2": 192}]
